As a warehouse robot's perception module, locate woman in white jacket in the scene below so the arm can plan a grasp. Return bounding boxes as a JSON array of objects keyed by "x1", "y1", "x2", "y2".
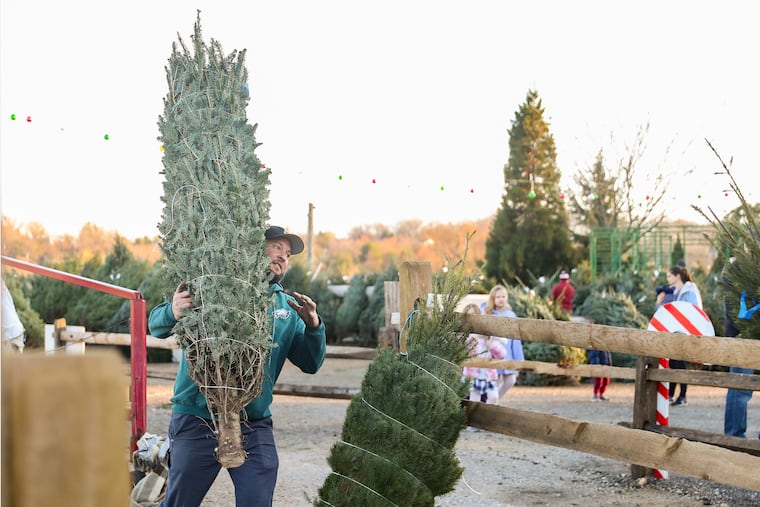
[{"x1": 659, "y1": 265, "x2": 703, "y2": 406}]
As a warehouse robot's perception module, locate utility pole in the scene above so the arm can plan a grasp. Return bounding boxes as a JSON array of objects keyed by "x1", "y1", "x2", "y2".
[{"x1": 307, "y1": 202, "x2": 314, "y2": 273}]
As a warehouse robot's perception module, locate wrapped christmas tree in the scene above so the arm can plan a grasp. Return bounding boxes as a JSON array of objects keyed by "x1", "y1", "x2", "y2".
[
  {"x1": 156, "y1": 12, "x2": 274, "y2": 468},
  {"x1": 314, "y1": 256, "x2": 474, "y2": 506}
]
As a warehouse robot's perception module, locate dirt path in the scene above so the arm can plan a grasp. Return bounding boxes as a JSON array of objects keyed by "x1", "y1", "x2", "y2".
[{"x1": 145, "y1": 360, "x2": 760, "y2": 506}]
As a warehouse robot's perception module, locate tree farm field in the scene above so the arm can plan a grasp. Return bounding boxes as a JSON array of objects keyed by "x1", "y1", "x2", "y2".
[{"x1": 145, "y1": 359, "x2": 760, "y2": 507}]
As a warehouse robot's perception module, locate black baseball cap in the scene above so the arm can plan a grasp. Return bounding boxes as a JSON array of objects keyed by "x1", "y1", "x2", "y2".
[{"x1": 265, "y1": 226, "x2": 304, "y2": 255}]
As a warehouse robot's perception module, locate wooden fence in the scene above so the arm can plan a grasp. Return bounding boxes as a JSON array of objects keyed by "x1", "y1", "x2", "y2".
[
  {"x1": 48, "y1": 261, "x2": 760, "y2": 492},
  {"x1": 396, "y1": 261, "x2": 760, "y2": 492}
]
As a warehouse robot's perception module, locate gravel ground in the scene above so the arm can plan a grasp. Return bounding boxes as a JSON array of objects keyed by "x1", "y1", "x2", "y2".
[{"x1": 144, "y1": 360, "x2": 760, "y2": 507}]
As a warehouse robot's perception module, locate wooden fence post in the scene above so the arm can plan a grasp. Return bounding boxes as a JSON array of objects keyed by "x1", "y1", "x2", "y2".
[
  {"x1": 378, "y1": 281, "x2": 400, "y2": 349},
  {"x1": 398, "y1": 262, "x2": 432, "y2": 353},
  {"x1": 631, "y1": 355, "x2": 660, "y2": 479},
  {"x1": 1, "y1": 351, "x2": 130, "y2": 506}
]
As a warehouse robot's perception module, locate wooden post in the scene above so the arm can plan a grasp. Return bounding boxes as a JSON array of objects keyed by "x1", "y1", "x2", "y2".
[
  {"x1": 1, "y1": 351, "x2": 130, "y2": 506},
  {"x1": 631, "y1": 355, "x2": 660, "y2": 479},
  {"x1": 45, "y1": 318, "x2": 67, "y2": 353},
  {"x1": 398, "y1": 262, "x2": 432, "y2": 353},
  {"x1": 376, "y1": 281, "x2": 401, "y2": 349},
  {"x1": 65, "y1": 325, "x2": 86, "y2": 355},
  {"x1": 383, "y1": 281, "x2": 400, "y2": 328}
]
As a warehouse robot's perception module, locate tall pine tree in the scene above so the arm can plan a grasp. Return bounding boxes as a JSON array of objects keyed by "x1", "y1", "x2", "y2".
[
  {"x1": 485, "y1": 90, "x2": 575, "y2": 284},
  {"x1": 570, "y1": 150, "x2": 619, "y2": 231}
]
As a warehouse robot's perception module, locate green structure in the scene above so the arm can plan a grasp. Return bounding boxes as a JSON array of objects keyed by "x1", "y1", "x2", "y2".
[{"x1": 589, "y1": 225, "x2": 716, "y2": 278}]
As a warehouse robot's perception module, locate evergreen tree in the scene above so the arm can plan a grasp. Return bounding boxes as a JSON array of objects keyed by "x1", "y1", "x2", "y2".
[
  {"x1": 315, "y1": 252, "x2": 474, "y2": 506},
  {"x1": 696, "y1": 142, "x2": 760, "y2": 340},
  {"x1": 569, "y1": 123, "x2": 674, "y2": 271},
  {"x1": 358, "y1": 262, "x2": 399, "y2": 346},
  {"x1": 68, "y1": 236, "x2": 150, "y2": 331},
  {"x1": 671, "y1": 235, "x2": 685, "y2": 266},
  {"x1": 29, "y1": 255, "x2": 86, "y2": 324},
  {"x1": 335, "y1": 275, "x2": 368, "y2": 340},
  {"x1": 308, "y1": 276, "x2": 340, "y2": 344},
  {"x1": 485, "y1": 90, "x2": 575, "y2": 284},
  {"x1": 156, "y1": 13, "x2": 273, "y2": 468},
  {"x1": 570, "y1": 150, "x2": 619, "y2": 231}
]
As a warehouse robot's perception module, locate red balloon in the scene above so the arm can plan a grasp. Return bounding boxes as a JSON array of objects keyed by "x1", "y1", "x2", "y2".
[{"x1": 26, "y1": 115, "x2": 32, "y2": 122}]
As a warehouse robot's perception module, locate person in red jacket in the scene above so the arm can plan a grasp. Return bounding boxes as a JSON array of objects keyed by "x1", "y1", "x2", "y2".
[{"x1": 551, "y1": 270, "x2": 575, "y2": 313}]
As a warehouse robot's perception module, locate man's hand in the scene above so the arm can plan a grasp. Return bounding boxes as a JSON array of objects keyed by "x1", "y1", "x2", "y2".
[
  {"x1": 288, "y1": 291, "x2": 320, "y2": 328},
  {"x1": 171, "y1": 282, "x2": 194, "y2": 320}
]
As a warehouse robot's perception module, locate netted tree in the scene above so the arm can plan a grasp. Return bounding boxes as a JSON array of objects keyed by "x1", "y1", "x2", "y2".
[
  {"x1": 156, "y1": 12, "x2": 273, "y2": 467},
  {"x1": 485, "y1": 89, "x2": 577, "y2": 285},
  {"x1": 314, "y1": 249, "x2": 474, "y2": 506}
]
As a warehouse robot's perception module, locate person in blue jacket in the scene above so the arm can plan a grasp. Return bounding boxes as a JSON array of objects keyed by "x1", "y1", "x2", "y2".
[{"x1": 149, "y1": 225, "x2": 327, "y2": 507}]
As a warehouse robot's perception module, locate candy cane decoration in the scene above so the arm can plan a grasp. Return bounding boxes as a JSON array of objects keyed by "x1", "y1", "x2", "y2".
[{"x1": 647, "y1": 301, "x2": 715, "y2": 480}]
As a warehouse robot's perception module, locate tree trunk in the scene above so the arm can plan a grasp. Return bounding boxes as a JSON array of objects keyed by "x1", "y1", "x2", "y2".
[{"x1": 216, "y1": 412, "x2": 246, "y2": 468}]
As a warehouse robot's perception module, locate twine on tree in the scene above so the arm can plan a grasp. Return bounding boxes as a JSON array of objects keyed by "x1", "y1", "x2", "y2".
[
  {"x1": 405, "y1": 358, "x2": 461, "y2": 398},
  {"x1": 319, "y1": 472, "x2": 398, "y2": 506},
  {"x1": 360, "y1": 397, "x2": 443, "y2": 448},
  {"x1": 336, "y1": 440, "x2": 424, "y2": 486}
]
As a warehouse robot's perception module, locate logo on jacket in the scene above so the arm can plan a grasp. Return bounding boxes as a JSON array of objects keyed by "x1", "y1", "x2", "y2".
[{"x1": 274, "y1": 309, "x2": 291, "y2": 319}]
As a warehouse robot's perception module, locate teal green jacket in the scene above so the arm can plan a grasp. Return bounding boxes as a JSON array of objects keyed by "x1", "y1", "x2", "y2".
[{"x1": 148, "y1": 282, "x2": 326, "y2": 421}]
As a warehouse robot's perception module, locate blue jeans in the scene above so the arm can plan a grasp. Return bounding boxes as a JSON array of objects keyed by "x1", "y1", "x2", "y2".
[
  {"x1": 161, "y1": 412, "x2": 279, "y2": 507},
  {"x1": 724, "y1": 367, "x2": 757, "y2": 438}
]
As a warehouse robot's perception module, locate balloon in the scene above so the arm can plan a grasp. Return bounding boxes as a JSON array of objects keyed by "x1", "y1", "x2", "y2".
[
  {"x1": 440, "y1": 186, "x2": 445, "y2": 191},
  {"x1": 104, "y1": 134, "x2": 110, "y2": 140},
  {"x1": 528, "y1": 190, "x2": 536, "y2": 199},
  {"x1": 559, "y1": 192, "x2": 565, "y2": 199},
  {"x1": 26, "y1": 116, "x2": 32, "y2": 122},
  {"x1": 10, "y1": 114, "x2": 16, "y2": 120}
]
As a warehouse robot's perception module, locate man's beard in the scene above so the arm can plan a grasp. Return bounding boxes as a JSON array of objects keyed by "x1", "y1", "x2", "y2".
[{"x1": 269, "y1": 267, "x2": 283, "y2": 284}]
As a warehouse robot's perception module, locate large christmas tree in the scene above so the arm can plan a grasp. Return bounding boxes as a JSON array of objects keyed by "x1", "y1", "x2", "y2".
[
  {"x1": 156, "y1": 12, "x2": 273, "y2": 467},
  {"x1": 485, "y1": 89, "x2": 575, "y2": 284}
]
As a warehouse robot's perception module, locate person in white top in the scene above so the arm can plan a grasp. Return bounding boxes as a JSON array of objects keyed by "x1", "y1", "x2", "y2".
[{"x1": 2, "y1": 277, "x2": 26, "y2": 353}]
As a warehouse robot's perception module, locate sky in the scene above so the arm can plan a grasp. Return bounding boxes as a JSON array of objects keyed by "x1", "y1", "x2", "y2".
[{"x1": 1, "y1": 1, "x2": 758, "y2": 241}]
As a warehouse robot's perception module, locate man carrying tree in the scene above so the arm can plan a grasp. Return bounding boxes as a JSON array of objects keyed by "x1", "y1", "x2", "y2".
[{"x1": 148, "y1": 226, "x2": 326, "y2": 506}]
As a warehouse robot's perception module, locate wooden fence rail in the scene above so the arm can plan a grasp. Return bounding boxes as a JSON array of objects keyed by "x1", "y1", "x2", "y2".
[{"x1": 395, "y1": 261, "x2": 760, "y2": 492}]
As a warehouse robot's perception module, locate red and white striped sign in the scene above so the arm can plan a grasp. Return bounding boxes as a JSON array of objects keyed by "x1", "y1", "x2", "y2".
[
  {"x1": 648, "y1": 301, "x2": 715, "y2": 337},
  {"x1": 647, "y1": 301, "x2": 714, "y2": 479}
]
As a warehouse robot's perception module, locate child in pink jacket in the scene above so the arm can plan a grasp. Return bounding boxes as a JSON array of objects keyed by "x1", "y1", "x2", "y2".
[{"x1": 462, "y1": 304, "x2": 507, "y2": 404}]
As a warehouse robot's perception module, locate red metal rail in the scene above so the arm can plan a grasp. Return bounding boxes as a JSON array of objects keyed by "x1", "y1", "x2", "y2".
[{"x1": 1, "y1": 255, "x2": 147, "y2": 452}]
